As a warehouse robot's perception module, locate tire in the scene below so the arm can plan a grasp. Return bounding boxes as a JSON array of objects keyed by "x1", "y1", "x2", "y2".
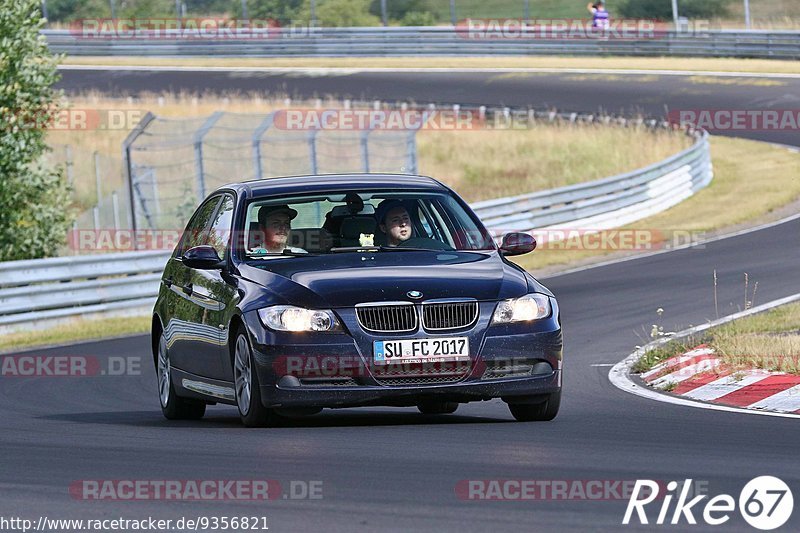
[
  {"x1": 507, "y1": 391, "x2": 561, "y2": 422},
  {"x1": 233, "y1": 328, "x2": 280, "y2": 428},
  {"x1": 417, "y1": 400, "x2": 459, "y2": 415},
  {"x1": 156, "y1": 332, "x2": 206, "y2": 420}
]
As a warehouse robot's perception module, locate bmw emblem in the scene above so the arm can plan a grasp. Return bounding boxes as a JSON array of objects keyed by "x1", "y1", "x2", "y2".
[{"x1": 407, "y1": 290, "x2": 423, "y2": 300}]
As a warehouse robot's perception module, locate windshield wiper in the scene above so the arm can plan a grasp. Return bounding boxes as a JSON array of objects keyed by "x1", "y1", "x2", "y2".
[
  {"x1": 329, "y1": 245, "x2": 438, "y2": 253},
  {"x1": 248, "y1": 249, "x2": 317, "y2": 258}
]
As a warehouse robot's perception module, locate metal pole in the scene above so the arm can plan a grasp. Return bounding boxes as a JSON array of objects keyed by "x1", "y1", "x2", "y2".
[
  {"x1": 111, "y1": 191, "x2": 120, "y2": 230},
  {"x1": 310, "y1": 0, "x2": 317, "y2": 26},
  {"x1": 360, "y1": 128, "x2": 371, "y2": 173},
  {"x1": 450, "y1": 0, "x2": 457, "y2": 25},
  {"x1": 744, "y1": 0, "x2": 751, "y2": 30},
  {"x1": 193, "y1": 112, "x2": 224, "y2": 202},
  {"x1": 94, "y1": 151, "x2": 102, "y2": 205},
  {"x1": 252, "y1": 113, "x2": 275, "y2": 181},
  {"x1": 524, "y1": 0, "x2": 530, "y2": 20},
  {"x1": 381, "y1": 0, "x2": 387, "y2": 26},
  {"x1": 41, "y1": 0, "x2": 48, "y2": 19},
  {"x1": 308, "y1": 129, "x2": 319, "y2": 174},
  {"x1": 671, "y1": 0, "x2": 679, "y2": 29},
  {"x1": 241, "y1": 0, "x2": 248, "y2": 19},
  {"x1": 65, "y1": 145, "x2": 74, "y2": 186},
  {"x1": 175, "y1": 0, "x2": 181, "y2": 29},
  {"x1": 122, "y1": 111, "x2": 156, "y2": 241},
  {"x1": 109, "y1": 0, "x2": 116, "y2": 19}
]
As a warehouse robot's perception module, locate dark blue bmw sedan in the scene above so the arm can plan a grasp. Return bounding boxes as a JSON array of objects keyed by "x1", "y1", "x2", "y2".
[{"x1": 151, "y1": 174, "x2": 562, "y2": 427}]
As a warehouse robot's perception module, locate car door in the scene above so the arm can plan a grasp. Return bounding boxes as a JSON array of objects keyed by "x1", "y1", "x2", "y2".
[
  {"x1": 162, "y1": 195, "x2": 223, "y2": 377},
  {"x1": 190, "y1": 193, "x2": 239, "y2": 381}
]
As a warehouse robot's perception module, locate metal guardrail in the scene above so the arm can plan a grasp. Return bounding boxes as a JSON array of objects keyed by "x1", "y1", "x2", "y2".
[
  {"x1": 42, "y1": 27, "x2": 800, "y2": 59},
  {"x1": 472, "y1": 130, "x2": 712, "y2": 232},
  {"x1": 0, "y1": 126, "x2": 712, "y2": 333}
]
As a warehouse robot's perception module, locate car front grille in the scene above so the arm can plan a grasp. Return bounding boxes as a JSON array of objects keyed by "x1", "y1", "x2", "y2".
[
  {"x1": 422, "y1": 301, "x2": 479, "y2": 331},
  {"x1": 356, "y1": 303, "x2": 417, "y2": 333},
  {"x1": 372, "y1": 361, "x2": 471, "y2": 386}
]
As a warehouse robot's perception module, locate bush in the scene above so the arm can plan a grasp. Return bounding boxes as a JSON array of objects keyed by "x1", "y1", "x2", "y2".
[
  {"x1": 0, "y1": 0, "x2": 72, "y2": 260},
  {"x1": 400, "y1": 10, "x2": 437, "y2": 26},
  {"x1": 299, "y1": 0, "x2": 381, "y2": 26},
  {"x1": 618, "y1": 0, "x2": 731, "y2": 20}
]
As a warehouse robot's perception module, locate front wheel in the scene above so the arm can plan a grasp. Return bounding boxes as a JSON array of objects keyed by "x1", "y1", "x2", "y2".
[
  {"x1": 233, "y1": 329, "x2": 281, "y2": 427},
  {"x1": 507, "y1": 391, "x2": 561, "y2": 422},
  {"x1": 156, "y1": 332, "x2": 206, "y2": 420}
]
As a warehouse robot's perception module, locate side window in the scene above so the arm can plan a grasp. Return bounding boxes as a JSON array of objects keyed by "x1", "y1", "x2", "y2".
[
  {"x1": 208, "y1": 195, "x2": 235, "y2": 260},
  {"x1": 177, "y1": 196, "x2": 221, "y2": 256}
]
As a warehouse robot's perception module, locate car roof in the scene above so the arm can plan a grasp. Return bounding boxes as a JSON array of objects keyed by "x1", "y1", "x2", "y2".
[{"x1": 221, "y1": 173, "x2": 449, "y2": 198}]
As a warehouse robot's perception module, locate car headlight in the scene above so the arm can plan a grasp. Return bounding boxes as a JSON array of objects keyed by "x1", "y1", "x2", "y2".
[
  {"x1": 258, "y1": 306, "x2": 341, "y2": 332},
  {"x1": 492, "y1": 294, "x2": 551, "y2": 324}
]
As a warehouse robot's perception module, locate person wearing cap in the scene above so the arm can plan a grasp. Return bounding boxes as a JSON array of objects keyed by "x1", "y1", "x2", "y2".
[
  {"x1": 376, "y1": 199, "x2": 413, "y2": 247},
  {"x1": 251, "y1": 204, "x2": 306, "y2": 254}
]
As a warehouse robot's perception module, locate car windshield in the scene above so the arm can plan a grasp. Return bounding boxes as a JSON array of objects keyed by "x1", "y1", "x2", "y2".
[{"x1": 241, "y1": 190, "x2": 495, "y2": 258}]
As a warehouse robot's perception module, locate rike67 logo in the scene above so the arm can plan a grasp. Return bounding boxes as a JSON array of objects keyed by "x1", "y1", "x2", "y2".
[{"x1": 624, "y1": 477, "x2": 793, "y2": 530}]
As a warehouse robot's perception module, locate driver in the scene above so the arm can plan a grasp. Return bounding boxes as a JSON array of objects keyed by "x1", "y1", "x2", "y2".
[
  {"x1": 251, "y1": 204, "x2": 306, "y2": 254},
  {"x1": 376, "y1": 200, "x2": 413, "y2": 247}
]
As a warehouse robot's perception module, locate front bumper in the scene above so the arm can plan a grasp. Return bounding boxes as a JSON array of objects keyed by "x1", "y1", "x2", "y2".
[{"x1": 242, "y1": 301, "x2": 563, "y2": 409}]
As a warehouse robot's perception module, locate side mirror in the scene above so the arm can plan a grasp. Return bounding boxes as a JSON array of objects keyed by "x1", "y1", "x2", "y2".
[
  {"x1": 183, "y1": 245, "x2": 224, "y2": 269},
  {"x1": 499, "y1": 232, "x2": 536, "y2": 256}
]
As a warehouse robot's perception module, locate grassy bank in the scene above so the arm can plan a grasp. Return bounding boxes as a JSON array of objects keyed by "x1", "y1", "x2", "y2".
[
  {"x1": 511, "y1": 137, "x2": 800, "y2": 273},
  {"x1": 632, "y1": 302, "x2": 800, "y2": 375},
  {"x1": 61, "y1": 55, "x2": 800, "y2": 75},
  {"x1": 0, "y1": 316, "x2": 151, "y2": 353}
]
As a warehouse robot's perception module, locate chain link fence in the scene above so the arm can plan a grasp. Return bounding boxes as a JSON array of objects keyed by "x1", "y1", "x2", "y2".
[{"x1": 122, "y1": 106, "x2": 417, "y2": 232}]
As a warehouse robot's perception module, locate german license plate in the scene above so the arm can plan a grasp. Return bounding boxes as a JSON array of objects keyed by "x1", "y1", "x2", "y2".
[{"x1": 373, "y1": 337, "x2": 469, "y2": 365}]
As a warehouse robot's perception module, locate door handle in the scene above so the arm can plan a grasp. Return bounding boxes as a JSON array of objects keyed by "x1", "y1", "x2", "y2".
[{"x1": 182, "y1": 283, "x2": 193, "y2": 296}]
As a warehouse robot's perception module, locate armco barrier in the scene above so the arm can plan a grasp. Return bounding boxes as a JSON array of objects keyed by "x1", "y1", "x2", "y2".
[
  {"x1": 0, "y1": 129, "x2": 711, "y2": 333},
  {"x1": 42, "y1": 27, "x2": 800, "y2": 60}
]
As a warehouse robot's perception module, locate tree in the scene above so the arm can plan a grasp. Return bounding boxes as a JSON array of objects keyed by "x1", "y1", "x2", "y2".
[{"x1": 0, "y1": 0, "x2": 72, "y2": 261}]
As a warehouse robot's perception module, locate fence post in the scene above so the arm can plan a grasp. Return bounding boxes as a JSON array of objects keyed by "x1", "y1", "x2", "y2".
[
  {"x1": 360, "y1": 127, "x2": 372, "y2": 173},
  {"x1": 744, "y1": 0, "x2": 751, "y2": 29},
  {"x1": 308, "y1": 129, "x2": 319, "y2": 174},
  {"x1": 111, "y1": 191, "x2": 120, "y2": 230},
  {"x1": 406, "y1": 130, "x2": 417, "y2": 174},
  {"x1": 65, "y1": 145, "x2": 74, "y2": 186},
  {"x1": 449, "y1": 0, "x2": 457, "y2": 25},
  {"x1": 252, "y1": 112, "x2": 276, "y2": 180},
  {"x1": 122, "y1": 111, "x2": 155, "y2": 243},
  {"x1": 193, "y1": 112, "x2": 224, "y2": 202},
  {"x1": 524, "y1": 0, "x2": 530, "y2": 20},
  {"x1": 93, "y1": 151, "x2": 102, "y2": 204},
  {"x1": 381, "y1": 0, "x2": 387, "y2": 26}
]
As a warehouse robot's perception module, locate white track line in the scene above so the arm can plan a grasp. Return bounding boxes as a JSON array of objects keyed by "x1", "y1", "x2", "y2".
[
  {"x1": 57, "y1": 65, "x2": 800, "y2": 79},
  {"x1": 609, "y1": 292, "x2": 800, "y2": 420}
]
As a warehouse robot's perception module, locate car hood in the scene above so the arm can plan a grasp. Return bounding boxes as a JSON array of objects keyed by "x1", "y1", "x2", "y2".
[{"x1": 238, "y1": 251, "x2": 546, "y2": 309}]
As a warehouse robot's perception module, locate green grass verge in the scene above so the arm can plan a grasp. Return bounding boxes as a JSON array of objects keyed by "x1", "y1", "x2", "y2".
[
  {"x1": 632, "y1": 302, "x2": 800, "y2": 375},
  {"x1": 0, "y1": 316, "x2": 151, "y2": 353},
  {"x1": 512, "y1": 136, "x2": 800, "y2": 273},
  {"x1": 60, "y1": 55, "x2": 800, "y2": 75}
]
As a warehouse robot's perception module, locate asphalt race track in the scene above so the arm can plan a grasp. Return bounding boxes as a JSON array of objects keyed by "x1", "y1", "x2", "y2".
[{"x1": 1, "y1": 69, "x2": 797, "y2": 531}]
